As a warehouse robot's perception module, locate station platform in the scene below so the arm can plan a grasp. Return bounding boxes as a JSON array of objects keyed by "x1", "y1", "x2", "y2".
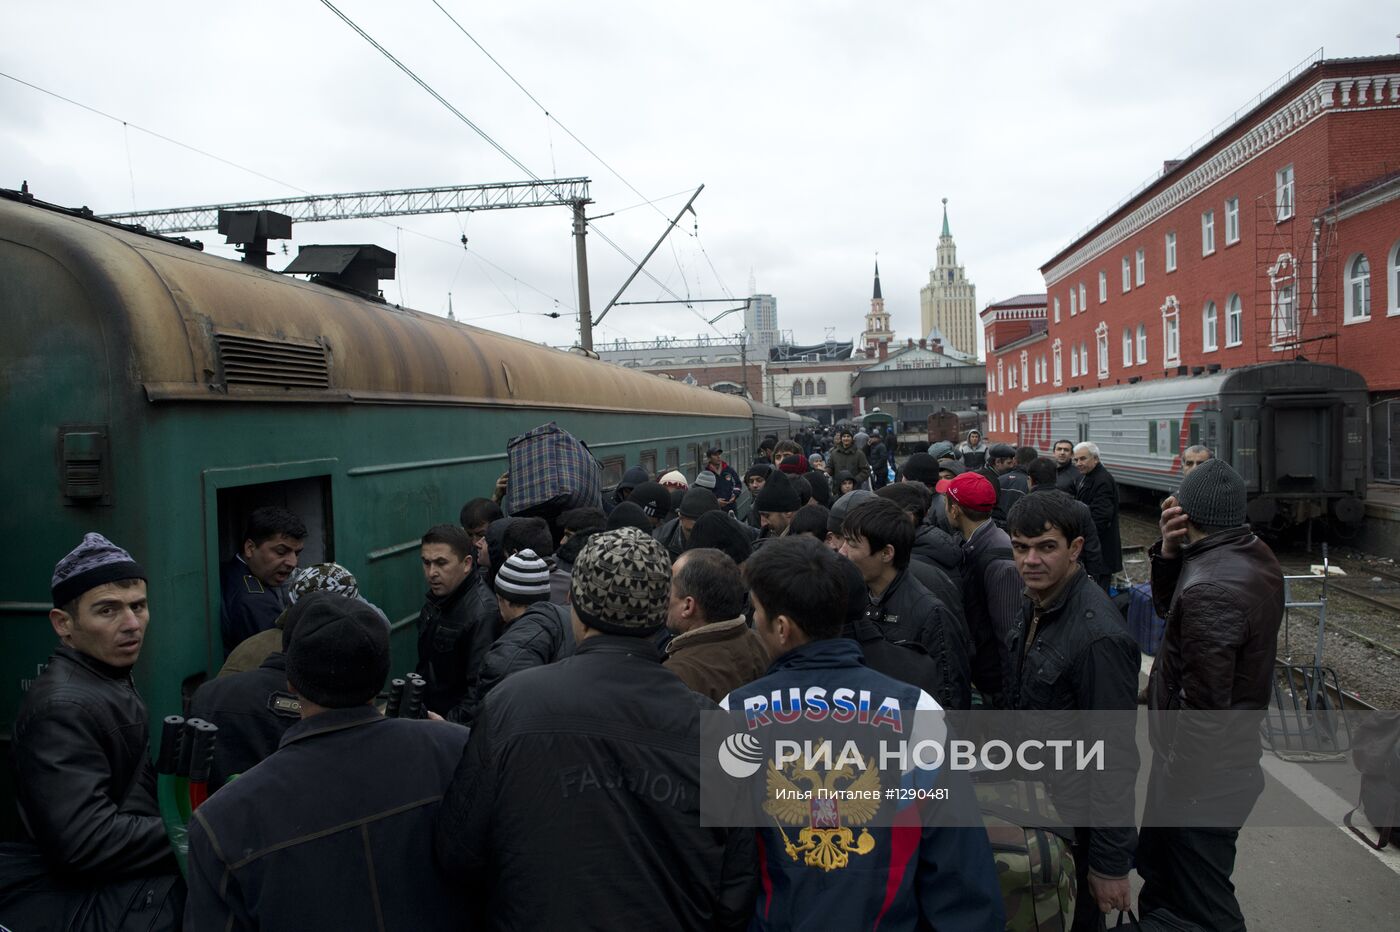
[{"x1": 1358, "y1": 482, "x2": 1400, "y2": 558}]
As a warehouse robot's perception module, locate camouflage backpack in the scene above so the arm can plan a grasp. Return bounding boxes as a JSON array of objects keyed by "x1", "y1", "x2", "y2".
[{"x1": 978, "y1": 780, "x2": 1077, "y2": 931}]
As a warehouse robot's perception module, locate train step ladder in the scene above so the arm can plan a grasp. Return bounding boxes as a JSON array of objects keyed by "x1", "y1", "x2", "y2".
[{"x1": 1262, "y1": 543, "x2": 1354, "y2": 761}]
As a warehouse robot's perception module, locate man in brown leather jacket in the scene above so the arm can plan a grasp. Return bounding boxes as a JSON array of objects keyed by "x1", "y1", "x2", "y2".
[{"x1": 1138, "y1": 459, "x2": 1284, "y2": 932}]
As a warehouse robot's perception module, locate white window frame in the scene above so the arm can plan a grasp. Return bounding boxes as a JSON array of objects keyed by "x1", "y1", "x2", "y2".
[
  {"x1": 1390, "y1": 241, "x2": 1400, "y2": 317},
  {"x1": 1122, "y1": 328, "x2": 1133, "y2": 367},
  {"x1": 1095, "y1": 322, "x2": 1109, "y2": 379},
  {"x1": 1345, "y1": 253, "x2": 1371, "y2": 323},
  {"x1": 1098, "y1": 271, "x2": 1107, "y2": 303},
  {"x1": 1226, "y1": 293, "x2": 1244, "y2": 347},
  {"x1": 1079, "y1": 283, "x2": 1087, "y2": 312},
  {"x1": 1122, "y1": 257, "x2": 1131, "y2": 293},
  {"x1": 1225, "y1": 197, "x2": 1240, "y2": 245},
  {"x1": 1069, "y1": 288, "x2": 1077, "y2": 316},
  {"x1": 1276, "y1": 165, "x2": 1295, "y2": 222},
  {"x1": 1020, "y1": 351, "x2": 1030, "y2": 393},
  {"x1": 1070, "y1": 345, "x2": 1079, "y2": 377},
  {"x1": 1201, "y1": 210, "x2": 1215, "y2": 256},
  {"x1": 1203, "y1": 301, "x2": 1218, "y2": 352},
  {"x1": 1136, "y1": 323, "x2": 1148, "y2": 364},
  {"x1": 1269, "y1": 252, "x2": 1299, "y2": 345},
  {"x1": 1053, "y1": 297, "x2": 1061, "y2": 323},
  {"x1": 1165, "y1": 232, "x2": 1177, "y2": 272},
  {"x1": 1079, "y1": 342, "x2": 1088, "y2": 376},
  {"x1": 1135, "y1": 248, "x2": 1146, "y2": 286},
  {"x1": 997, "y1": 358, "x2": 1005, "y2": 396},
  {"x1": 1052, "y1": 339, "x2": 1063, "y2": 386},
  {"x1": 1161, "y1": 296, "x2": 1181, "y2": 366}
]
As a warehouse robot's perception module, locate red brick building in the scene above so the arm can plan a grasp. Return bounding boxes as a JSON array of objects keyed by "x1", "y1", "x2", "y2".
[{"x1": 986, "y1": 53, "x2": 1400, "y2": 445}]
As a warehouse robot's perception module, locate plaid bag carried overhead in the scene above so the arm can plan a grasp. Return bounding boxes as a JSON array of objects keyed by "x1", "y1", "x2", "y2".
[{"x1": 506, "y1": 422, "x2": 602, "y2": 514}]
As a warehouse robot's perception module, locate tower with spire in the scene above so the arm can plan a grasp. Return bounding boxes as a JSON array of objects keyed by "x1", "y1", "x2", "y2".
[
  {"x1": 919, "y1": 198, "x2": 978, "y2": 357},
  {"x1": 860, "y1": 258, "x2": 894, "y2": 358}
]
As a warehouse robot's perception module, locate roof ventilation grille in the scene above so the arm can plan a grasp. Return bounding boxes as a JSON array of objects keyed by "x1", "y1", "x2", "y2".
[{"x1": 214, "y1": 331, "x2": 329, "y2": 390}]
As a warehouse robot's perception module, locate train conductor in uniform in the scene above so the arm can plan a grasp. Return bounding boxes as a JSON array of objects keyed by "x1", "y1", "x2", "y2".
[{"x1": 219, "y1": 506, "x2": 306, "y2": 656}]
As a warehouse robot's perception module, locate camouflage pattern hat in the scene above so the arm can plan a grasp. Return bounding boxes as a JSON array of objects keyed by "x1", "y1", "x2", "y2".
[
  {"x1": 569, "y1": 526, "x2": 671, "y2": 636},
  {"x1": 288, "y1": 563, "x2": 360, "y2": 604}
]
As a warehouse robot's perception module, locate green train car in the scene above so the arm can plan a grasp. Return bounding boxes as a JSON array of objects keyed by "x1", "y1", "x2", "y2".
[{"x1": 0, "y1": 189, "x2": 800, "y2": 828}]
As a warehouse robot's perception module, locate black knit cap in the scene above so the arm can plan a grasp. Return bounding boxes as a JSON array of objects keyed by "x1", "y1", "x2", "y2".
[
  {"x1": 686, "y1": 511, "x2": 754, "y2": 564},
  {"x1": 744, "y1": 463, "x2": 773, "y2": 482},
  {"x1": 679, "y1": 487, "x2": 721, "y2": 519},
  {"x1": 755, "y1": 469, "x2": 801, "y2": 513},
  {"x1": 607, "y1": 500, "x2": 653, "y2": 532},
  {"x1": 628, "y1": 481, "x2": 674, "y2": 520},
  {"x1": 285, "y1": 591, "x2": 390, "y2": 708},
  {"x1": 902, "y1": 453, "x2": 940, "y2": 486}
]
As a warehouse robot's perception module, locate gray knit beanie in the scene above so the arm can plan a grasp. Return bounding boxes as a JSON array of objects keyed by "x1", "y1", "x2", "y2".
[
  {"x1": 51, "y1": 533, "x2": 146, "y2": 608},
  {"x1": 1177, "y1": 458, "x2": 1247, "y2": 528}
]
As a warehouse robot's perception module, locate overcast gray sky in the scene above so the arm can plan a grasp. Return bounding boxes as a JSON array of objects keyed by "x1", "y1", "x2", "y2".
[{"x1": 3, "y1": 1, "x2": 1394, "y2": 353}]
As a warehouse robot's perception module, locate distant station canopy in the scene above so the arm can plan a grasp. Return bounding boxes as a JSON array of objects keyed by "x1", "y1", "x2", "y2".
[{"x1": 769, "y1": 341, "x2": 854, "y2": 362}]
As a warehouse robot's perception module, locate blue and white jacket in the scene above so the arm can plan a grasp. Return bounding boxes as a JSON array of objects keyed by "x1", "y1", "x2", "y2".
[{"x1": 721, "y1": 638, "x2": 1004, "y2": 932}]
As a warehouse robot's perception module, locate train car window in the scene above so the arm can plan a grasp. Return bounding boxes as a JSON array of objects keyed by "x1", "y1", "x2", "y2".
[
  {"x1": 1189, "y1": 421, "x2": 1201, "y2": 448},
  {"x1": 600, "y1": 456, "x2": 626, "y2": 490},
  {"x1": 1170, "y1": 420, "x2": 1180, "y2": 455},
  {"x1": 1148, "y1": 421, "x2": 1158, "y2": 454},
  {"x1": 688, "y1": 444, "x2": 701, "y2": 474},
  {"x1": 665, "y1": 447, "x2": 680, "y2": 471},
  {"x1": 640, "y1": 449, "x2": 657, "y2": 477},
  {"x1": 217, "y1": 476, "x2": 333, "y2": 569}
]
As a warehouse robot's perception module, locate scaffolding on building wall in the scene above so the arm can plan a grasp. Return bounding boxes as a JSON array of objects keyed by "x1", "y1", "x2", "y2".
[{"x1": 1253, "y1": 181, "x2": 1339, "y2": 366}]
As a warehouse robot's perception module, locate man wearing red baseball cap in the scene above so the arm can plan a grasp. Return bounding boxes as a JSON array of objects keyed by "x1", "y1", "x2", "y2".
[{"x1": 937, "y1": 472, "x2": 1022, "y2": 708}]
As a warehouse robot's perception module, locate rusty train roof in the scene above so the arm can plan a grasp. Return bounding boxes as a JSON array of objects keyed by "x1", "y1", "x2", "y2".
[{"x1": 0, "y1": 194, "x2": 751, "y2": 418}]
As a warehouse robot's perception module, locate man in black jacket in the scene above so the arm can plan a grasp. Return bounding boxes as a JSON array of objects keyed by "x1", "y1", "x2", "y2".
[
  {"x1": 435, "y1": 526, "x2": 757, "y2": 930},
  {"x1": 449, "y1": 549, "x2": 573, "y2": 725},
  {"x1": 186, "y1": 593, "x2": 469, "y2": 930},
  {"x1": 416, "y1": 523, "x2": 501, "y2": 716},
  {"x1": 1052, "y1": 439, "x2": 1079, "y2": 491},
  {"x1": 1138, "y1": 459, "x2": 1284, "y2": 932},
  {"x1": 874, "y1": 482, "x2": 964, "y2": 626},
  {"x1": 219, "y1": 506, "x2": 306, "y2": 656},
  {"x1": 980, "y1": 443, "x2": 1018, "y2": 528},
  {"x1": 1005, "y1": 492, "x2": 1140, "y2": 931},
  {"x1": 7, "y1": 533, "x2": 182, "y2": 927},
  {"x1": 840, "y1": 498, "x2": 972, "y2": 711},
  {"x1": 1072, "y1": 441, "x2": 1123, "y2": 589}
]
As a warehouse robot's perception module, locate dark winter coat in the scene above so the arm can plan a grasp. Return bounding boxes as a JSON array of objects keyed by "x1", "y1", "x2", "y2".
[
  {"x1": 998, "y1": 466, "x2": 1030, "y2": 516},
  {"x1": 219, "y1": 555, "x2": 286, "y2": 656},
  {"x1": 188, "y1": 651, "x2": 300, "y2": 789},
  {"x1": 828, "y1": 444, "x2": 871, "y2": 487},
  {"x1": 435, "y1": 634, "x2": 758, "y2": 931},
  {"x1": 654, "y1": 515, "x2": 688, "y2": 560},
  {"x1": 415, "y1": 572, "x2": 501, "y2": 715},
  {"x1": 959, "y1": 520, "x2": 1024, "y2": 703},
  {"x1": 720, "y1": 639, "x2": 1004, "y2": 931},
  {"x1": 185, "y1": 707, "x2": 469, "y2": 930},
  {"x1": 1054, "y1": 460, "x2": 1078, "y2": 492},
  {"x1": 663, "y1": 616, "x2": 770, "y2": 702},
  {"x1": 844, "y1": 617, "x2": 950, "y2": 701},
  {"x1": 1007, "y1": 568, "x2": 1141, "y2": 877},
  {"x1": 977, "y1": 466, "x2": 1010, "y2": 528},
  {"x1": 1147, "y1": 527, "x2": 1284, "y2": 776},
  {"x1": 911, "y1": 525, "x2": 966, "y2": 612},
  {"x1": 866, "y1": 568, "x2": 972, "y2": 710},
  {"x1": 11, "y1": 645, "x2": 173, "y2": 879},
  {"x1": 1074, "y1": 462, "x2": 1123, "y2": 572},
  {"x1": 449, "y1": 601, "x2": 574, "y2": 725},
  {"x1": 706, "y1": 461, "x2": 743, "y2": 508}
]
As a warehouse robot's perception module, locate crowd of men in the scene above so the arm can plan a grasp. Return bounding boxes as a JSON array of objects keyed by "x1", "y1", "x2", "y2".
[{"x1": 5, "y1": 427, "x2": 1287, "y2": 932}]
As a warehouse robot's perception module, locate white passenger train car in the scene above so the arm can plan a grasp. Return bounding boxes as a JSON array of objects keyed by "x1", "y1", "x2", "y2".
[{"x1": 1014, "y1": 362, "x2": 1367, "y2": 528}]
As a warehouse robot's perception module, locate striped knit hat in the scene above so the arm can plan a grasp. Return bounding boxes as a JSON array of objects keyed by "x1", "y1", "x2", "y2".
[
  {"x1": 51, "y1": 533, "x2": 146, "y2": 608},
  {"x1": 494, "y1": 549, "x2": 552, "y2": 602},
  {"x1": 569, "y1": 527, "x2": 671, "y2": 635}
]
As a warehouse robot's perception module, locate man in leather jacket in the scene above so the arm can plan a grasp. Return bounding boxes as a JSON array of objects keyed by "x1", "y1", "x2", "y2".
[
  {"x1": 840, "y1": 498, "x2": 972, "y2": 711},
  {"x1": 6, "y1": 533, "x2": 182, "y2": 926},
  {"x1": 1138, "y1": 459, "x2": 1283, "y2": 932},
  {"x1": 415, "y1": 524, "x2": 501, "y2": 716},
  {"x1": 1072, "y1": 442, "x2": 1123, "y2": 589},
  {"x1": 435, "y1": 526, "x2": 758, "y2": 930},
  {"x1": 1005, "y1": 492, "x2": 1140, "y2": 931}
]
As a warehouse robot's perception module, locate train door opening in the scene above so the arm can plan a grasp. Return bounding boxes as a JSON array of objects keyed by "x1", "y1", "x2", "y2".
[
  {"x1": 215, "y1": 476, "x2": 335, "y2": 571},
  {"x1": 1271, "y1": 405, "x2": 1329, "y2": 493}
]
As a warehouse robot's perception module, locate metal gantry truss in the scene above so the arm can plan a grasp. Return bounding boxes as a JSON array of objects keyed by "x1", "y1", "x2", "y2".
[{"x1": 98, "y1": 177, "x2": 591, "y2": 234}]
